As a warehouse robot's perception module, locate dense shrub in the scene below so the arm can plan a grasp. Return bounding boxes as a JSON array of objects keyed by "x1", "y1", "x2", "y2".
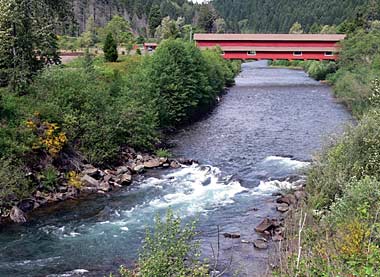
[
  {"x1": 307, "y1": 110, "x2": 380, "y2": 210},
  {"x1": 148, "y1": 39, "x2": 236, "y2": 128}
]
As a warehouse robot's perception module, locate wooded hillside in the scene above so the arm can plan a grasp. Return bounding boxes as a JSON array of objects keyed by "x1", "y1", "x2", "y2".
[{"x1": 212, "y1": 0, "x2": 370, "y2": 33}]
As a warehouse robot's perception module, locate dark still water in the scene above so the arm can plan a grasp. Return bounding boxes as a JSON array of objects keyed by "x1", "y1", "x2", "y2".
[{"x1": 0, "y1": 61, "x2": 352, "y2": 277}]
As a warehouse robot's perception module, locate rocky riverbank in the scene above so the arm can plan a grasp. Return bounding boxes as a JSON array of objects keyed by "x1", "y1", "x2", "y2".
[{"x1": 0, "y1": 147, "x2": 196, "y2": 225}]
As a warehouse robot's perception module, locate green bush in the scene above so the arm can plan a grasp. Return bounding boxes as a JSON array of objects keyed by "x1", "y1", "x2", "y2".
[
  {"x1": 307, "y1": 111, "x2": 380, "y2": 210},
  {"x1": 0, "y1": 158, "x2": 32, "y2": 208},
  {"x1": 137, "y1": 209, "x2": 208, "y2": 277},
  {"x1": 103, "y1": 33, "x2": 118, "y2": 62}
]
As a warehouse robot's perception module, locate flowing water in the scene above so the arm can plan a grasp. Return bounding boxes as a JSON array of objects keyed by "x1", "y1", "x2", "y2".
[{"x1": 0, "y1": 61, "x2": 352, "y2": 277}]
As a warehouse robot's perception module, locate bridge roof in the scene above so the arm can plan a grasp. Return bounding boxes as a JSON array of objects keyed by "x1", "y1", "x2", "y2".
[
  {"x1": 198, "y1": 46, "x2": 339, "y2": 52},
  {"x1": 194, "y1": 34, "x2": 346, "y2": 42}
]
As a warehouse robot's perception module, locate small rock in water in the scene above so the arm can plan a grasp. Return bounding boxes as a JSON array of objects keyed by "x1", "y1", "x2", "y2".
[
  {"x1": 134, "y1": 165, "x2": 145, "y2": 173},
  {"x1": 10, "y1": 206, "x2": 27, "y2": 223},
  {"x1": 120, "y1": 173, "x2": 132, "y2": 185},
  {"x1": 253, "y1": 239, "x2": 268, "y2": 249},
  {"x1": 277, "y1": 203, "x2": 290, "y2": 213},
  {"x1": 277, "y1": 194, "x2": 297, "y2": 205},
  {"x1": 170, "y1": 161, "x2": 181, "y2": 168},
  {"x1": 255, "y1": 218, "x2": 275, "y2": 233},
  {"x1": 223, "y1": 232, "x2": 241, "y2": 239}
]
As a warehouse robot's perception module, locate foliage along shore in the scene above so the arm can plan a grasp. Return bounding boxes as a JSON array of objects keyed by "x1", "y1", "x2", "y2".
[
  {"x1": 0, "y1": 40, "x2": 241, "y2": 224},
  {"x1": 269, "y1": 14, "x2": 380, "y2": 277}
]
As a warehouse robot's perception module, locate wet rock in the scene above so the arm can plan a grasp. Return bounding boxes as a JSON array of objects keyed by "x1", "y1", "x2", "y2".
[
  {"x1": 98, "y1": 181, "x2": 111, "y2": 192},
  {"x1": 253, "y1": 239, "x2": 268, "y2": 249},
  {"x1": 82, "y1": 167, "x2": 99, "y2": 177},
  {"x1": 10, "y1": 206, "x2": 27, "y2": 223},
  {"x1": 159, "y1": 157, "x2": 168, "y2": 164},
  {"x1": 58, "y1": 186, "x2": 68, "y2": 193},
  {"x1": 81, "y1": 175, "x2": 99, "y2": 187},
  {"x1": 277, "y1": 203, "x2": 290, "y2": 213},
  {"x1": 81, "y1": 187, "x2": 98, "y2": 193},
  {"x1": 116, "y1": 166, "x2": 130, "y2": 175},
  {"x1": 134, "y1": 165, "x2": 145, "y2": 173},
  {"x1": 144, "y1": 159, "x2": 161, "y2": 168},
  {"x1": 120, "y1": 173, "x2": 132, "y2": 185},
  {"x1": 162, "y1": 163, "x2": 170, "y2": 168},
  {"x1": 255, "y1": 218, "x2": 276, "y2": 233},
  {"x1": 223, "y1": 232, "x2": 241, "y2": 239},
  {"x1": 277, "y1": 194, "x2": 297, "y2": 205},
  {"x1": 136, "y1": 154, "x2": 143, "y2": 161},
  {"x1": 104, "y1": 174, "x2": 115, "y2": 183},
  {"x1": 170, "y1": 161, "x2": 181, "y2": 169},
  {"x1": 18, "y1": 199, "x2": 35, "y2": 213}
]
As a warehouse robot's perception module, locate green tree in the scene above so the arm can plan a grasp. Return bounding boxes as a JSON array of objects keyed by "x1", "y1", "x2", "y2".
[
  {"x1": 148, "y1": 5, "x2": 162, "y2": 37},
  {"x1": 101, "y1": 16, "x2": 132, "y2": 46},
  {"x1": 103, "y1": 33, "x2": 118, "y2": 62},
  {"x1": 289, "y1": 22, "x2": 304, "y2": 34},
  {"x1": 155, "y1": 16, "x2": 181, "y2": 40},
  {"x1": 197, "y1": 4, "x2": 216, "y2": 33},
  {"x1": 0, "y1": 0, "x2": 65, "y2": 93},
  {"x1": 215, "y1": 18, "x2": 226, "y2": 33}
]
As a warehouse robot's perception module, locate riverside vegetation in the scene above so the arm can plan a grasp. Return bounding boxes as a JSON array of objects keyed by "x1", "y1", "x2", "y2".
[
  {"x1": 0, "y1": 35, "x2": 241, "y2": 218},
  {"x1": 273, "y1": 10, "x2": 380, "y2": 277}
]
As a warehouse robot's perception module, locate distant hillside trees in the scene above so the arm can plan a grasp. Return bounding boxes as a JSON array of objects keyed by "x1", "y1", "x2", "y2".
[{"x1": 212, "y1": 0, "x2": 369, "y2": 33}]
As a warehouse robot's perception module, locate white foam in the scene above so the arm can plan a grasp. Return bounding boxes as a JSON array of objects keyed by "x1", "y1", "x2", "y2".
[
  {"x1": 147, "y1": 165, "x2": 247, "y2": 215},
  {"x1": 262, "y1": 156, "x2": 310, "y2": 170},
  {"x1": 252, "y1": 180, "x2": 294, "y2": 195}
]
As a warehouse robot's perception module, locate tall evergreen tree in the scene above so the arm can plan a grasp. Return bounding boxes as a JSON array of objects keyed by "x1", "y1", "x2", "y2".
[
  {"x1": 197, "y1": 4, "x2": 216, "y2": 33},
  {"x1": 103, "y1": 33, "x2": 118, "y2": 62},
  {"x1": 148, "y1": 5, "x2": 162, "y2": 37}
]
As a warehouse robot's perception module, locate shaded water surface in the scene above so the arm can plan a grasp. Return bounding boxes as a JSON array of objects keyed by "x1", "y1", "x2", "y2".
[{"x1": 0, "y1": 61, "x2": 352, "y2": 277}]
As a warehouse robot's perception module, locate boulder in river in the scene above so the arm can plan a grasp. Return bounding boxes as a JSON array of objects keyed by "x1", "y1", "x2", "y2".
[
  {"x1": 144, "y1": 159, "x2": 161, "y2": 168},
  {"x1": 10, "y1": 206, "x2": 27, "y2": 223}
]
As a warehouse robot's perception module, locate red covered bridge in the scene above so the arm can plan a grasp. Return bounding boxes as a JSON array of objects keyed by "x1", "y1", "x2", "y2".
[{"x1": 194, "y1": 34, "x2": 346, "y2": 61}]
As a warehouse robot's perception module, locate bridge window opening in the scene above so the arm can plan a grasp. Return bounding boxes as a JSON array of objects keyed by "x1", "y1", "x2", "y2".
[
  {"x1": 247, "y1": 50, "x2": 256, "y2": 56},
  {"x1": 293, "y1": 51, "x2": 302, "y2": 56},
  {"x1": 324, "y1": 51, "x2": 334, "y2": 56}
]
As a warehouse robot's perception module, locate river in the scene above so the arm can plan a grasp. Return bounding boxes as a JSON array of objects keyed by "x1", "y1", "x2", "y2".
[{"x1": 0, "y1": 61, "x2": 352, "y2": 277}]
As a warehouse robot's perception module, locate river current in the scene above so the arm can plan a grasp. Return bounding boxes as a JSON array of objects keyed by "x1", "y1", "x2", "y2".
[{"x1": 0, "y1": 61, "x2": 352, "y2": 277}]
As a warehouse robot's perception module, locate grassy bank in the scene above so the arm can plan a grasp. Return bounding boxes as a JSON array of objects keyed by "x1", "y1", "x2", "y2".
[
  {"x1": 0, "y1": 39, "x2": 241, "y2": 217},
  {"x1": 275, "y1": 30, "x2": 380, "y2": 276}
]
